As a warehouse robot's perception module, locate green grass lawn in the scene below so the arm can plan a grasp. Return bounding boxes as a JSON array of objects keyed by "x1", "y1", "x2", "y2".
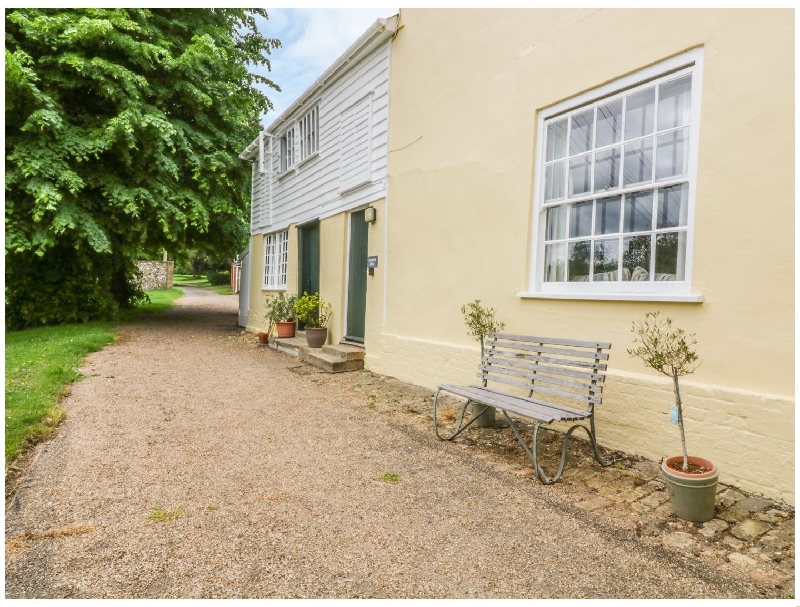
[
  {"x1": 5, "y1": 288, "x2": 183, "y2": 470},
  {"x1": 173, "y1": 273, "x2": 234, "y2": 296}
]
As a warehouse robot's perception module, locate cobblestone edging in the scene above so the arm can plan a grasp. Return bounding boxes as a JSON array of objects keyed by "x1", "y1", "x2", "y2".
[
  {"x1": 136, "y1": 261, "x2": 173, "y2": 291},
  {"x1": 329, "y1": 368, "x2": 795, "y2": 599}
]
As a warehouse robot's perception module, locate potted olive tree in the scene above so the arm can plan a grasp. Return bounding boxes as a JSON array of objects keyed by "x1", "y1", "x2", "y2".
[
  {"x1": 628, "y1": 311, "x2": 718, "y2": 522},
  {"x1": 294, "y1": 292, "x2": 332, "y2": 348},
  {"x1": 461, "y1": 300, "x2": 506, "y2": 427},
  {"x1": 265, "y1": 292, "x2": 297, "y2": 339}
]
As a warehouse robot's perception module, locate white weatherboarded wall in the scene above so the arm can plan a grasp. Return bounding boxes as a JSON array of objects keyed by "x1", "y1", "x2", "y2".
[{"x1": 250, "y1": 41, "x2": 390, "y2": 236}]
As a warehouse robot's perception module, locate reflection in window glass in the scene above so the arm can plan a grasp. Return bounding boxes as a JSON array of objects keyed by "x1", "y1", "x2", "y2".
[
  {"x1": 624, "y1": 88, "x2": 655, "y2": 140},
  {"x1": 595, "y1": 196, "x2": 621, "y2": 235},
  {"x1": 568, "y1": 241, "x2": 591, "y2": 281},
  {"x1": 569, "y1": 201, "x2": 593, "y2": 238},
  {"x1": 655, "y1": 128, "x2": 689, "y2": 181},
  {"x1": 623, "y1": 235, "x2": 651, "y2": 281},
  {"x1": 546, "y1": 205, "x2": 567, "y2": 241},
  {"x1": 546, "y1": 119, "x2": 568, "y2": 161},
  {"x1": 594, "y1": 146, "x2": 621, "y2": 192},
  {"x1": 655, "y1": 232, "x2": 687, "y2": 280},
  {"x1": 595, "y1": 99, "x2": 623, "y2": 148},
  {"x1": 568, "y1": 154, "x2": 592, "y2": 197},
  {"x1": 593, "y1": 239, "x2": 619, "y2": 281},
  {"x1": 545, "y1": 161, "x2": 566, "y2": 202},
  {"x1": 657, "y1": 184, "x2": 689, "y2": 229},
  {"x1": 544, "y1": 243, "x2": 566, "y2": 282},
  {"x1": 657, "y1": 76, "x2": 692, "y2": 131},
  {"x1": 569, "y1": 109, "x2": 594, "y2": 156},
  {"x1": 624, "y1": 138, "x2": 653, "y2": 185},
  {"x1": 624, "y1": 191, "x2": 653, "y2": 233}
]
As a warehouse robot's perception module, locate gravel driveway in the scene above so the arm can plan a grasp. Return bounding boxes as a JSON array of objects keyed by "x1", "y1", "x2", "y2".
[{"x1": 5, "y1": 286, "x2": 767, "y2": 598}]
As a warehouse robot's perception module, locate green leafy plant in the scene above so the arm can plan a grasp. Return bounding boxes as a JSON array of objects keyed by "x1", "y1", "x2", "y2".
[
  {"x1": 461, "y1": 299, "x2": 506, "y2": 357},
  {"x1": 628, "y1": 311, "x2": 700, "y2": 472},
  {"x1": 264, "y1": 292, "x2": 297, "y2": 331},
  {"x1": 294, "y1": 292, "x2": 332, "y2": 328},
  {"x1": 5, "y1": 8, "x2": 280, "y2": 327}
]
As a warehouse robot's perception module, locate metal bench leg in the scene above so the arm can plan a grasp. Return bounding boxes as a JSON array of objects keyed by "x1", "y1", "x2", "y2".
[
  {"x1": 433, "y1": 389, "x2": 491, "y2": 441},
  {"x1": 502, "y1": 412, "x2": 614, "y2": 484}
]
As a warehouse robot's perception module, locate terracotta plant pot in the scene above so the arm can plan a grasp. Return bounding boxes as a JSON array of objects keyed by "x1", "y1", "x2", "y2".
[
  {"x1": 661, "y1": 455, "x2": 719, "y2": 523},
  {"x1": 275, "y1": 321, "x2": 296, "y2": 338},
  {"x1": 257, "y1": 332, "x2": 269, "y2": 345},
  {"x1": 305, "y1": 327, "x2": 328, "y2": 348}
]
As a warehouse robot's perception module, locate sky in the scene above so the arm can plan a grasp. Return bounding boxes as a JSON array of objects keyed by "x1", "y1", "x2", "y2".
[{"x1": 251, "y1": 8, "x2": 398, "y2": 129}]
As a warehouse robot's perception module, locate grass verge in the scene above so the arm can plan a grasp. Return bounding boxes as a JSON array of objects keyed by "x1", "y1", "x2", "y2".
[
  {"x1": 173, "y1": 273, "x2": 234, "y2": 296},
  {"x1": 5, "y1": 288, "x2": 184, "y2": 484}
]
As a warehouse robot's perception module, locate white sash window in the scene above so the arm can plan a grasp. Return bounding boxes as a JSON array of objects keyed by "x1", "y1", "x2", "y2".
[{"x1": 263, "y1": 230, "x2": 288, "y2": 289}]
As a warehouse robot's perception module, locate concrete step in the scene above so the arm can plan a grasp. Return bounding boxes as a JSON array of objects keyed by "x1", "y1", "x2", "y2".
[
  {"x1": 267, "y1": 335, "x2": 306, "y2": 357},
  {"x1": 300, "y1": 349, "x2": 364, "y2": 373},
  {"x1": 322, "y1": 343, "x2": 365, "y2": 361}
]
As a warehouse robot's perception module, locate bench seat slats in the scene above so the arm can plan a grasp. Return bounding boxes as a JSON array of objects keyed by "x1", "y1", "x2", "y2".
[
  {"x1": 484, "y1": 349, "x2": 608, "y2": 372},
  {"x1": 490, "y1": 339, "x2": 610, "y2": 361},
  {"x1": 490, "y1": 333, "x2": 612, "y2": 350},
  {"x1": 481, "y1": 357, "x2": 603, "y2": 393},
  {"x1": 438, "y1": 384, "x2": 590, "y2": 423},
  {"x1": 477, "y1": 373, "x2": 603, "y2": 404},
  {"x1": 434, "y1": 334, "x2": 612, "y2": 484},
  {"x1": 482, "y1": 352, "x2": 606, "y2": 382}
]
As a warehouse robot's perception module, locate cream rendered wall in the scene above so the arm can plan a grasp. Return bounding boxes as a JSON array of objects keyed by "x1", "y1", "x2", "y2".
[
  {"x1": 319, "y1": 213, "x2": 348, "y2": 346},
  {"x1": 245, "y1": 229, "x2": 299, "y2": 335},
  {"x1": 370, "y1": 9, "x2": 794, "y2": 502}
]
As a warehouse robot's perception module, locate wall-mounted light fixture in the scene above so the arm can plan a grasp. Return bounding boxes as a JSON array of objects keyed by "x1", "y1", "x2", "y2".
[{"x1": 364, "y1": 206, "x2": 376, "y2": 223}]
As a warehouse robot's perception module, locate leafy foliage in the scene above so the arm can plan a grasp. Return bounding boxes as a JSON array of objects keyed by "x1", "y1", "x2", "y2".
[
  {"x1": 5, "y1": 9, "x2": 279, "y2": 328},
  {"x1": 628, "y1": 311, "x2": 700, "y2": 378},
  {"x1": 264, "y1": 291, "x2": 297, "y2": 325},
  {"x1": 294, "y1": 292, "x2": 332, "y2": 328},
  {"x1": 205, "y1": 270, "x2": 230, "y2": 286},
  {"x1": 461, "y1": 299, "x2": 506, "y2": 355},
  {"x1": 628, "y1": 311, "x2": 701, "y2": 471}
]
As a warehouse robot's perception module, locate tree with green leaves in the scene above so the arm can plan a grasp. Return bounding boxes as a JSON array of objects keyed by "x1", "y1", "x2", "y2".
[{"x1": 6, "y1": 8, "x2": 279, "y2": 328}]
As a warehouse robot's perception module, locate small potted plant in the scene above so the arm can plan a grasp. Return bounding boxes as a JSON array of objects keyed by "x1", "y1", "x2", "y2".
[
  {"x1": 461, "y1": 299, "x2": 506, "y2": 427},
  {"x1": 265, "y1": 292, "x2": 297, "y2": 339},
  {"x1": 628, "y1": 311, "x2": 719, "y2": 522},
  {"x1": 294, "y1": 291, "x2": 332, "y2": 348}
]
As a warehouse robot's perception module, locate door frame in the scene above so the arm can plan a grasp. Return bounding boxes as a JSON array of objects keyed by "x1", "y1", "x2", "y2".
[{"x1": 344, "y1": 207, "x2": 369, "y2": 343}]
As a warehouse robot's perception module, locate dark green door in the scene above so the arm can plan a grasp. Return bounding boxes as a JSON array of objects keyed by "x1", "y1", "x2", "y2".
[
  {"x1": 346, "y1": 210, "x2": 368, "y2": 343},
  {"x1": 298, "y1": 221, "x2": 320, "y2": 328}
]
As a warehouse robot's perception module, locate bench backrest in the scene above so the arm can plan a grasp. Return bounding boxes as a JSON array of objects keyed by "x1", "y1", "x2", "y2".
[{"x1": 479, "y1": 333, "x2": 611, "y2": 411}]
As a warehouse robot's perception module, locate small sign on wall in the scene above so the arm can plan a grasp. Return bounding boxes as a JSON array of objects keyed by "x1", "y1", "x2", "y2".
[{"x1": 367, "y1": 255, "x2": 378, "y2": 276}]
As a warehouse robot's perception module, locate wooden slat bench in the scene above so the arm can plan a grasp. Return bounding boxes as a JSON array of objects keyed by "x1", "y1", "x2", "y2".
[{"x1": 433, "y1": 332, "x2": 614, "y2": 483}]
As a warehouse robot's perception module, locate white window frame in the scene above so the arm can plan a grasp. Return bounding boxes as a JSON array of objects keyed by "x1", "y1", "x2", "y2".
[
  {"x1": 298, "y1": 105, "x2": 319, "y2": 162},
  {"x1": 263, "y1": 230, "x2": 288, "y2": 290},
  {"x1": 521, "y1": 48, "x2": 705, "y2": 303},
  {"x1": 280, "y1": 128, "x2": 295, "y2": 173}
]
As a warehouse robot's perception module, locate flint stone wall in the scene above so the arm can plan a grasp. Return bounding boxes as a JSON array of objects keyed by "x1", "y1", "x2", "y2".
[{"x1": 136, "y1": 261, "x2": 174, "y2": 291}]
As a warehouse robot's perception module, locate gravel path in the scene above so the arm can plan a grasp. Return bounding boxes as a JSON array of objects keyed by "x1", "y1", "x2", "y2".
[{"x1": 5, "y1": 286, "x2": 766, "y2": 598}]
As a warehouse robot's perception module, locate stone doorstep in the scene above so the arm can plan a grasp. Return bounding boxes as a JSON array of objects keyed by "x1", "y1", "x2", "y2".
[
  {"x1": 267, "y1": 335, "x2": 307, "y2": 357},
  {"x1": 300, "y1": 349, "x2": 363, "y2": 373},
  {"x1": 323, "y1": 343, "x2": 365, "y2": 361},
  {"x1": 264, "y1": 333, "x2": 364, "y2": 373}
]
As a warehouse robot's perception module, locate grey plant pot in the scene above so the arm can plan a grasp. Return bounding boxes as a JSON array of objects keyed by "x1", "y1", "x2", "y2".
[
  {"x1": 661, "y1": 455, "x2": 719, "y2": 523},
  {"x1": 305, "y1": 327, "x2": 328, "y2": 349}
]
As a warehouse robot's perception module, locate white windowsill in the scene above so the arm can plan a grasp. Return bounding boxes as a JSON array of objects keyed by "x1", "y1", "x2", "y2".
[
  {"x1": 517, "y1": 291, "x2": 704, "y2": 303},
  {"x1": 262, "y1": 286, "x2": 287, "y2": 292},
  {"x1": 296, "y1": 151, "x2": 319, "y2": 168}
]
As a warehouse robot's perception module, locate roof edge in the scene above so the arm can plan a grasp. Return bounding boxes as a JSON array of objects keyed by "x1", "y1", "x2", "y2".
[{"x1": 240, "y1": 14, "x2": 398, "y2": 161}]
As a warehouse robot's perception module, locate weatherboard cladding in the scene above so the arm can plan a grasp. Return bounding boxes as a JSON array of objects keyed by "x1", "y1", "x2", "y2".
[{"x1": 250, "y1": 42, "x2": 389, "y2": 236}]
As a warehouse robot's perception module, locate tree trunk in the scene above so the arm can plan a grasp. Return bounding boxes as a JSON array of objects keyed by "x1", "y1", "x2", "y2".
[{"x1": 672, "y1": 369, "x2": 689, "y2": 471}]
